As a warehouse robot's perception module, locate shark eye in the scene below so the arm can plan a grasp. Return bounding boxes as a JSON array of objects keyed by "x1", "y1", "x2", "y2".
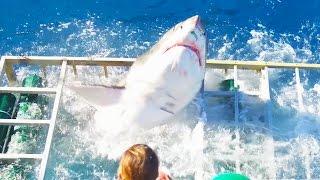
[{"x1": 180, "y1": 25, "x2": 183, "y2": 29}]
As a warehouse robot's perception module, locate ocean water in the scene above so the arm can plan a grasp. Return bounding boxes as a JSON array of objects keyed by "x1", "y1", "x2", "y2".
[{"x1": 0, "y1": 0, "x2": 320, "y2": 179}]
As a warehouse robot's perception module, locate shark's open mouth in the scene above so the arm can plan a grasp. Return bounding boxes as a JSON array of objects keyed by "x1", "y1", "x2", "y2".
[{"x1": 164, "y1": 43, "x2": 202, "y2": 66}]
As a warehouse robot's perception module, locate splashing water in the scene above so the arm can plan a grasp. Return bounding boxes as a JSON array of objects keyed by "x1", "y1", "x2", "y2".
[{"x1": 1, "y1": 0, "x2": 320, "y2": 179}]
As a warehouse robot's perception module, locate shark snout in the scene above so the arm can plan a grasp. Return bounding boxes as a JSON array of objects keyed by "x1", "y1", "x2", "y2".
[
  {"x1": 195, "y1": 15, "x2": 201, "y2": 27},
  {"x1": 189, "y1": 15, "x2": 203, "y2": 29},
  {"x1": 195, "y1": 17, "x2": 205, "y2": 34}
]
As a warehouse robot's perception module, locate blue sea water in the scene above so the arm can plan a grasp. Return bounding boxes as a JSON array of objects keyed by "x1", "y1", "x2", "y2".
[
  {"x1": 1, "y1": 0, "x2": 319, "y2": 60},
  {"x1": 1, "y1": 0, "x2": 320, "y2": 179}
]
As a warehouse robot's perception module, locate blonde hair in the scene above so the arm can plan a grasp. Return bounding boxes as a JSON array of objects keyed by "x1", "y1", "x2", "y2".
[{"x1": 118, "y1": 144, "x2": 159, "y2": 180}]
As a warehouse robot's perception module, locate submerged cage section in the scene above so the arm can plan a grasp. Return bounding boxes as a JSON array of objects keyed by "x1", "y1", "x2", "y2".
[{"x1": 1, "y1": 56, "x2": 320, "y2": 179}]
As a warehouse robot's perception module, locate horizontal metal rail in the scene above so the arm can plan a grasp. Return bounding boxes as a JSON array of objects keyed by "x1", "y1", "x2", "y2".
[
  {"x1": 0, "y1": 153, "x2": 43, "y2": 159},
  {"x1": 2, "y1": 56, "x2": 320, "y2": 69},
  {"x1": 0, "y1": 119, "x2": 50, "y2": 125},
  {"x1": 2, "y1": 56, "x2": 135, "y2": 66},
  {"x1": 206, "y1": 60, "x2": 320, "y2": 70},
  {"x1": 0, "y1": 87, "x2": 57, "y2": 94},
  {"x1": 205, "y1": 91, "x2": 235, "y2": 97},
  {"x1": 205, "y1": 90, "x2": 260, "y2": 97},
  {"x1": 215, "y1": 153, "x2": 295, "y2": 162}
]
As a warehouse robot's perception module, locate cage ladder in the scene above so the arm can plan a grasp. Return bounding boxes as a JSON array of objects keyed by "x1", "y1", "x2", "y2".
[{"x1": 0, "y1": 57, "x2": 67, "y2": 180}]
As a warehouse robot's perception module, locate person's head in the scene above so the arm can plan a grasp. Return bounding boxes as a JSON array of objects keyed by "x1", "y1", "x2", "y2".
[{"x1": 118, "y1": 144, "x2": 159, "y2": 180}]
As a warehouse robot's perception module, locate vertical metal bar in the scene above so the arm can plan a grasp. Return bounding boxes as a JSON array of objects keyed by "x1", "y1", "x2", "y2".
[
  {"x1": 295, "y1": 68, "x2": 305, "y2": 111},
  {"x1": 0, "y1": 56, "x2": 6, "y2": 81},
  {"x1": 38, "y1": 60, "x2": 67, "y2": 180},
  {"x1": 261, "y1": 67, "x2": 276, "y2": 179},
  {"x1": 233, "y1": 65, "x2": 241, "y2": 172},
  {"x1": 5, "y1": 62, "x2": 17, "y2": 86},
  {"x1": 234, "y1": 66, "x2": 239, "y2": 124},
  {"x1": 261, "y1": 67, "x2": 272, "y2": 128},
  {"x1": 41, "y1": 65, "x2": 49, "y2": 87},
  {"x1": 72, "y1": 61, "x2": 78, "y2": 77},
  {"x1": 41, "y1": 65, "x2": 47, "y2": 79},
  {"x1": 1, "y1": 94, "x2": 21, "y2": 153},
  {"x1": 103, "y1": 66, "x2": 108, "y2": 78},
  {"x1": 295, "y1": 68, "x2": 311, "y2": 179}
]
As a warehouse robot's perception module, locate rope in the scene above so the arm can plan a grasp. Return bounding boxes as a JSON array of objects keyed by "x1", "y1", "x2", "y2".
[{"x1": 0, "y1": 110, "x2": 11, "y2": 118}]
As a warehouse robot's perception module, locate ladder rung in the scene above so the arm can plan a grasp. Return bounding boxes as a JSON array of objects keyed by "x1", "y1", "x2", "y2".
[
  {"x1": 206, "y1": 90, "x2": 260, "y2": 97},
  {"x1": 205, "y1": 90, "x2": 235, "y2": 96},
  {"x1": 0, "y1": 87, "x2": 57, "y2": 94},
  {"x1": 213, "y1": 154, "x2": 261, "y2": 162},
  {"x1": 0, "y1": 119, "x2": 50, "y2": 125},
  {"x1": 245, "y1": 91, "x2": 260, "y2": 96},
  {"x1": 0, "y1": 153, "x2": 43, "y2": 159}
]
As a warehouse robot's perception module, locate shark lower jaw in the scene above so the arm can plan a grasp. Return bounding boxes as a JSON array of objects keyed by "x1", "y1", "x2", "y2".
[{"x1": 164, "y1": 43, "x2": 202, "y2": 67}]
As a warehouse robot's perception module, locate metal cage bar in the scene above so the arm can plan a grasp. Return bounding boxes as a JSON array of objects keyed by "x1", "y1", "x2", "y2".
[
  {"x1": 0, "y1": 119, "x2": 51, "y2": 125},
  {"x1": 294, "y1": 68, "x2": 311, "y2": 179},
  {"x1": 233, "y1": 65, "x2": 241, "y2": 172},
  {"x1": 38, "y1": 60, "x2": 67, "y2": 180},
  {"x1": 261, "y1": 67, "x2": 276, "y2": 179},
  {"x1": 0, "y1": 56, "x2": 5, "y2": 77},
  {"x1": 0, "y1": 153, "x2": 43, "y2": 159},
  {"x1": 0, "y1": 87, "x2": 57, "y2": 94},
  {"x1": 295, "y1": 68, "x2": 305, "y2": 111},
  {"x1": 3, "y1": 56, "x2": 320, "y2": 69}
]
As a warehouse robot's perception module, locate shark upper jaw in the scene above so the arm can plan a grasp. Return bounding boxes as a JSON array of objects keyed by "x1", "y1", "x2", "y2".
[{"x1": 164, "y1": 43, "x2": 202, "y2": 67}]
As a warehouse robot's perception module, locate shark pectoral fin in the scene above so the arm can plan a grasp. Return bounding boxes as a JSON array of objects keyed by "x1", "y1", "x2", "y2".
[{"x1": 68, "y1": 85, "x2": 124, "y2": 110}]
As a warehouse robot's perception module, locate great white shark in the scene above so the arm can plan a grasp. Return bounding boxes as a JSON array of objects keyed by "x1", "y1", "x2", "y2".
[{"x1": 70, "y1": 15, "x2": 207, "y2": 134}]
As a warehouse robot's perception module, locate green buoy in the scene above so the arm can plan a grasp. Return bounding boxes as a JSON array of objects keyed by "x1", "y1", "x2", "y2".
[
  {"x1": 213, "y1": 172, "x2": 250, "y2": 180},
  {"x1": 20, "y1": 74, "x2": 42, "y2": 102},
  {"x1": 219, "y1": 79, "x2": 239, "y2": 91},
  {"x1": 17, "y1": 74, "x2": 43, "y2": 120},
  {"x1": 0, "y1": 93, "x2": 16, "y2": 152},
  {"x1": 8, "y1": 74, "x2": 44, "y2": 153}
]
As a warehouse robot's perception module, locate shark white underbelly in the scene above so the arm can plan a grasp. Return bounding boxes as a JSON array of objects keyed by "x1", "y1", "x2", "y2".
[
  {"x1": 70, "y1": 15, "x2": 207, "y2": 133},
  {"x1": 118, "y1": 46, "x2": 204, "y2": 128}
]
